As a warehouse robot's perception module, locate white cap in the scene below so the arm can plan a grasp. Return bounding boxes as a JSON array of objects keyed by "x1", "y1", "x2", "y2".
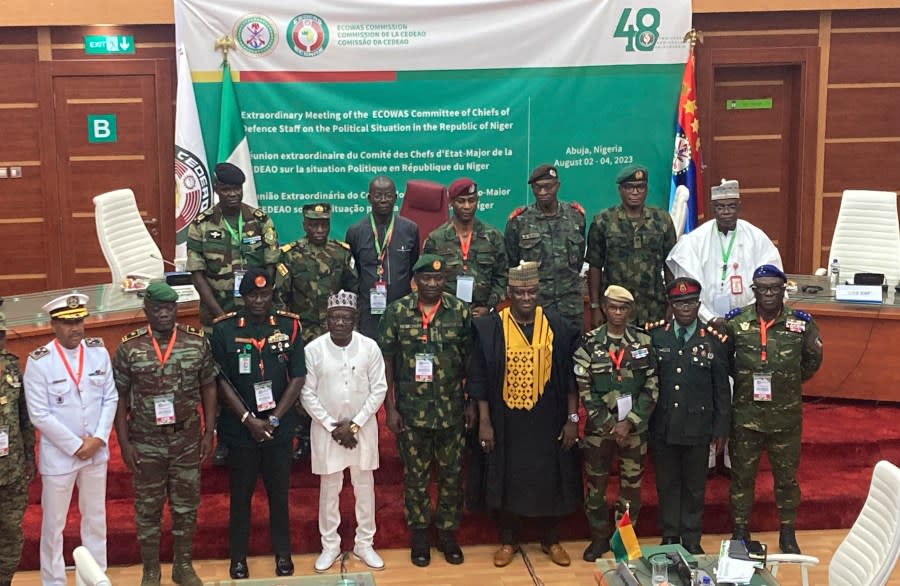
[
  {"x1": 42, "y1": 293, "x2": 89, "y2": 320},
  {"x1": 711, "y1": 178, "x2": 740, "y2": 201}
]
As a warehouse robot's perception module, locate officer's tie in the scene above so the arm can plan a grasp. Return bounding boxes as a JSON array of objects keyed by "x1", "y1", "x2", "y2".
[{"x1": 677, "y1": 328, "x2": 688, "y2": 349}]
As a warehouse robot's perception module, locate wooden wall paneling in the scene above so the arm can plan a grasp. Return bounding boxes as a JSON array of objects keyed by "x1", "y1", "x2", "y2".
[
  {"x1": 823, "y1": 142, "x2": 900, "y2": 192},
  {"x1": 154, "y1": 57, "x2": 175, "y2": 263},
  {"x1": 698, "y1": 34, "x2": 820, "y2": 50},
  {"x1": 694, "y1": 11, "x2": 822, "y2": 30},
  {"x1": 826, "y1": 87, "x2": 900, "y2": 139},
  {"x1": 49, "y1": 25, "x2": 175, "y2": 62},
  {"x1": 819, "y1": 195, "x2": 842, "y2": 267},
  {"x1": 831, "y1": 8, "x2": 900, "y2": 27},
  {"x1": 828, "y1": 32, "x2": 900, "y2": 84}
]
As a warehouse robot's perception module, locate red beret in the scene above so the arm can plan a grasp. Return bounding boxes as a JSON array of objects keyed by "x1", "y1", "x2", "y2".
[{"x1": 448, "y1": 178, "x2": 477, "y2": 200}]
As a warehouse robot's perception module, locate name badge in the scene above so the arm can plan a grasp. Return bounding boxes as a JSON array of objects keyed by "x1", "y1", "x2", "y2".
[
  {"x1": 753, "y1": 372, "x2": 773, "y2": 401},
  {"x1": 0, "y1": 425, "x2": 8, "y2": 457},
  {"x1": 254, "y1": 380, "x2": 276, "y2": 412},
  {"x1": 415, "y1": 353, "x2": 434, "y2": 382},
  {"x1": 729, "y1": 275, "x2": 744, "y2": 295},
  {"x1": 456, "y1": 275, "x2": 474, "y2": 303},
  {"x1": 233, "y1": 269, "x2": 246, "y2": 298},
  {"x1": 785, "y1": 319, "x2": 806, "y2": 333},
  {"x1": 154, "y1": 394, "x2": 176, "y2": 425},
  {"x1": 241, "y1": 235, "x2": 262, "y2": 245},
  {"x1": 616, "y1": 394, "x2": 633, "y2": 422},
  {"x1": 238, "y1": 352, "x2": 252, "y2": 374},
  {"x1": 631, "y1": 347, "x2": 648, "y2": 360}
]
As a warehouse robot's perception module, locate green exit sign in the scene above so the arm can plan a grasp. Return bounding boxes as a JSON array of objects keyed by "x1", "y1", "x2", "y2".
[
  {"x1": 84, "y1": 35, "x2": 135, "y2": 55},
  {"x1": 726, "y1": 98, "x2": 773, "y2": 111}
]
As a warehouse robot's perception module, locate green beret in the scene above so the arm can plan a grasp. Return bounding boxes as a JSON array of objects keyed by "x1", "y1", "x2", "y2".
[
  {"x1": 144, "y1": 281, "x2": 179, "y2": 303},
  {"x1": 413, "y1": 254, "x2": 445, "y2": 274},
  {"x1": 616, "y1": 164, "x2": 649, "y2": 184},
  {"x1": 303, "y1": 202, "x2": 331, "y2": 219}
]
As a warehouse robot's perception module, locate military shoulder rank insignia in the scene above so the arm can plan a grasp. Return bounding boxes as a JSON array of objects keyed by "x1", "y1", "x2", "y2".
[
  {"x1": 793, "y1": 309, "x2": 812, "y2": 322},
  {"x1": 785, "y1": 318, "x2": 806, "y2": 333},
  {"x1": 212, "y1": 311, "x2": 237, "y2": 324},
  {"x1": 29, "y1": 346, "x2": 50, "y2": 360},
  {"x1": 704, "y1": 324, "x2": 728, "y2": 343},
  {"x1": 193, "y1": 209, "x2": 211, "y2": 224},
  {"x1": 338, "y1": 240, "x2": 350, "y2": 249},
  {"x1": 644, "y1": 319, "x2": 666, "y2": 331},
  {"x1": 279, "y1": 242, "x2": 296, "y2": 253},
  {"x1": 570, "y1": 202, "x2": 585, "y2": 215},
  {"x1": 84, "y1": 337, "x2": 104, "y2": 347},
  {"x1": 179, "y1": 324, "x2": 205, "y2": 337},
  {"x1": 508, "y1": 207, "x2": 525, "y2": 221},
  {"x1": 254, "y1": 208, "x2": 266, "y2": 219},
  {"x1": 276, "y1": 263, "x2": 289, "y2": 277},
  {"x1": 121, "y1": 327, "x2": 147, "y2": 343},
  {"x1": 276, "y1": 309, "x2": 301, "y2": 321},
  {"x1": 725, "y1": 307, "x2": 742, "y2": 320}
]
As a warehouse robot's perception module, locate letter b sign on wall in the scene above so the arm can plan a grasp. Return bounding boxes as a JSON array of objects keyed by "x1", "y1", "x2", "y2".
[{"x1": 87, "y1": 114, "x2": 117, "y2": 144}]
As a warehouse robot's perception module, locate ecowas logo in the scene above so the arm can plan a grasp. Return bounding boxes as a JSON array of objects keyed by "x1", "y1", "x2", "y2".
[
  {"x1": 234, "y1": 14, "x2": 278, "y2": 57},
  {"x1": 614, "y1": 7, "x2": 660, "y2": 52},
  {"x1": 174, "y1": 148, "x2": 211, "y2": 234},
  {"x1": 287, "y1": 13, "x2": 329, "y2": 57}
]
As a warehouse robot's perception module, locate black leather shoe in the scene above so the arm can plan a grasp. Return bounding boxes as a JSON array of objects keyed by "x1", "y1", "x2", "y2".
[
  {"x1": 683, "y1": 542, "x2": 705, "y2": 555},
  {"x1": 731, "y1": 524, "x2": 751, "y2": 543},
  {"x1": 660, "y1": 536, "x2": 680, "y2": 545},
  {"x1": 229, "y1": 559, "x2": 249, "y2": 580},
  {"x1": 779, "y1": 525, "x2": 801, "y2": 554},
  {"x1": 582, "y1": 540, "x2": 610, "y2": 562},
  {"x1": 275, "y1": 555, "x2": 294, "y2": 576},
  {"x1": 410, "y1": 528, "x2": 431, "y2": 567},
  {"x1": 437, "y1": 530, "x2": 464, "y2": 565}
]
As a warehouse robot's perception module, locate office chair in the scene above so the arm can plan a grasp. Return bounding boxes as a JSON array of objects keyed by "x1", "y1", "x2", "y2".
[
  {"x1": 399, "y1": 179, "x2": 448, "y2": 251},
  {"x1": 827, "y1": 190, "x2": 900, "y2": 284},
  {"x1": 92, "y1": 188, "x2": 165, "y2": 286}
]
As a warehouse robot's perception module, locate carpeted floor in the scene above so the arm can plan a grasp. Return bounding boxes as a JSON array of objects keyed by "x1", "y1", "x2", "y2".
[{"x1": 18, "y1": 398, "x2": 900, "y2": 570}]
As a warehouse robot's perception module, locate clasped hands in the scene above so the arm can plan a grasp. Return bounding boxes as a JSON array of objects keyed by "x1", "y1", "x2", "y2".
[{"x1": 331, "y1": 419, "x2": 358, "y2": 449}]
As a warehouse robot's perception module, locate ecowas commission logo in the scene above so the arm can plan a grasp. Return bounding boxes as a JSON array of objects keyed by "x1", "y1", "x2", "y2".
[
  {"x1": 234, "y1": 14, "x2": 278, "y2": 57},
  {"x1": 287, "y1": 13, "x2": 329, "y2": 57},
  {"x1": 614, "y1": 7, "x2": 660, "y2": 52},
  {"x1": 174, "y1": 148, "x2": 212, "y2": 234}
]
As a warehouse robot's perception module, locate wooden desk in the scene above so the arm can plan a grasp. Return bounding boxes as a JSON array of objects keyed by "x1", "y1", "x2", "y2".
[{"x1": 2, "y1": 284, "x2": 199, "y2": 360}]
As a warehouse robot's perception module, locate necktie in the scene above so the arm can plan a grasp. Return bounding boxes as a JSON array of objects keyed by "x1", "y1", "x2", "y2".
[{"x1": 678, "y1": 328, "x2": 688, "y2": 349}]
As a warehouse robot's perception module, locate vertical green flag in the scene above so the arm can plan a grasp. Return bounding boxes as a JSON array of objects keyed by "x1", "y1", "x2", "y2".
[{"x1": 217, "y1": 61, "x2": 257, "y2": 207}]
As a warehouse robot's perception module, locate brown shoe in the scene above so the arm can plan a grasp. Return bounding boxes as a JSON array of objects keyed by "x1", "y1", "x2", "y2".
[
  {"x1": 541, "y1": 543, "x2": 571, "y2": 567},
  {"x1": 493, "y1": 544, "x2": 519, "y2": 567}
]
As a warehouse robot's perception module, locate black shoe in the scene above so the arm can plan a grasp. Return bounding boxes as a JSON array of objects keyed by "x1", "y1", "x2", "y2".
[
  {"x1": 229, "y1": 559, "x2": 249, "y2": 580},
  {"x1": 437, "y1": 530, "x2": 464, "y2": 565},
  {"x1": 410, "y1": 528, "x2": 431, "y2": 567},
  {"x1": 732, "y1": 524, "x2": 751, "y2": 542},
  {"x1": 213, "y1": 443, "x2": 229, "y2": 467},
  {"x1": 683, "y1": 542, "x2": 705, "y2": 555},
  {"x1": 275, "y1": 555, "x2": 294, "y2": 576},
  {"x1": 660, "y1": 536, "x2": 680, "y2": 545},
  {"x1": 779, "y1": 525, "x2": 801, "y2": 554},
  {"x1": 582, "y1": 539, "x2": 610, "y2": 562}
]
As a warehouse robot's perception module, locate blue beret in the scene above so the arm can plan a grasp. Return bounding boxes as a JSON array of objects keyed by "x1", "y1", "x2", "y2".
[{"x1": 752, "y1": 264, "x2": 787, "y2": 282}]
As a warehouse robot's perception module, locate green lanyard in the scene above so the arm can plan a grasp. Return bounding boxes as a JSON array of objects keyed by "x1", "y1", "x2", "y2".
[
  {"x1": 718, "y1": 228, "x2": 737, "y2": 282},
  {"x1": 221, "y1": 213, "x2": 244, "y2": 265},
  {"x1": 369, "y1": 214, "x2": 395, "y2": 277}
]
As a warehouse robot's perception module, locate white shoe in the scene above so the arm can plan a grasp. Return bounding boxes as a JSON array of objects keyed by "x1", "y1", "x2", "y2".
[
  {"x1": 314, "y1": 549, "x2": 341, "y2": 573},
  {"x1": 353, "y1": 545, "x2": 385, "y2": 570}
]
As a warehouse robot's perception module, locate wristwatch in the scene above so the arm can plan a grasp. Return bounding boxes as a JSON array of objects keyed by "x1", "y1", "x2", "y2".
[
  {"x1": 568, "y1": 412, "x2": 580, "y2": 423},
  {"x1": 268, "y1": 415, "x2": 280, "y2": 428},
  {"x1": 350, "y1": 423, "x2": 361, "y2": 434}
]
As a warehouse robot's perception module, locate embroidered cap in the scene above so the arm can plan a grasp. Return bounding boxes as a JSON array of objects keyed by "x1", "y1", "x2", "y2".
[
  {"x1": 43, "y1": 293, "x2": 90, "y2": 321},
  {"x1": 753, "y1": 264, "x2": 787, "y2": 282},
  {"x1": 711, "y1": 178, "x2": 740, "y2": 201},
  {"x1": 327, "y1": 289, "x2": 358, "y2": 311},
  {"x1": 508, "y1": 260, "x2": 539, "y2": 287},
  {"x1": 666, "y1": 277, "x2": 702, "y2": 301},
  {"x1": 302, "y1": 202, "x2": 331, "y2": 219},
  {"x1": 413, "y1": 254, "x2": 444, "y2": 274}
]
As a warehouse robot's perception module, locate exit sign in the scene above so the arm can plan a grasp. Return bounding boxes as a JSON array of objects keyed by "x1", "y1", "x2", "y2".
[{"x1": 84, "y1": 35, "x2": 135, "y2": 55}]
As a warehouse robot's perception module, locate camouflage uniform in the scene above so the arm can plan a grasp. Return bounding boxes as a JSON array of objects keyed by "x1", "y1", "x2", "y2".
[
  {"x1": 586, "y1": 205, "x2": 677, "y2": 325},
  {"x1": 379, "y1": 292, "x2": 471, "y2": 530},
  {"x1": 505, "y1": 202, "x2": 585, "y2": 326},
  {"x1": 186, "y1": 203, "x2": 279, "y2": 327},
  {"x1": 112, "y1": 323, "x2": 217, "y2": 580},
  {"x1": 0, "y1": 348, "x2": 35, "y2": 585},
  {"x1": 423, "y1": 219, "x2": 507, "y2": 309},
  {"x1": 725, "y1": 305, "x2": 823, "y2": 526},
  {"x1": 574, "y1": 325, "x2": 658, "y2": 537},
  {"x1": 274, "y1": 237, "x2": 358, "y2": 344}
]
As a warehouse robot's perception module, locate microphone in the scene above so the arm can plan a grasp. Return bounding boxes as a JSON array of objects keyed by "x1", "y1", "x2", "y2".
[{"x1": 149, "y1": 253, "x2": 179, "y2": 270}]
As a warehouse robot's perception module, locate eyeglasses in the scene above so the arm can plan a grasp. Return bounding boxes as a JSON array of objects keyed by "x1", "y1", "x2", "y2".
[
  {"x1": 605, "y1": 304, "x2": 631, "y2": 314},
  {"x1": 671, "y1": 300, "x2": 700, "y2": 310},
  {"x1": 326, "y1": 315, "x2": 355, "y2": 325},
  {"x1": 751, "y1": 285, "x2": 787, "y2": 295},
  {"x1": 620, "y1": 182, "x2": 647, "y2": 193}
]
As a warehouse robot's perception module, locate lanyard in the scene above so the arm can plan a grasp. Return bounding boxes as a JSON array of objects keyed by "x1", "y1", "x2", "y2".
[
  {"x1": 221, "y1": 213, "x2": 244, "y2": 245},
  {"x1": 718, "y1": 228, "x2": 738, "y2": 282},
  {"x1": 370, "y1": 214, "x2": 395, "y2": 277},
  {"x1": 53, "y1": 340, "x2": 84, "y2": 391},
  {"x1": 248, "y1": 337, "x2": 267, "y2": 380},
  {"x1": 759, "y1": 318, "x2": 775, "y2": 362},
  {"x1": 418, "y1": 300, "x2": 441, "y2": 341},
  {"x1": 456, "y1": 228, "x2": 473, "y2": 272},
  {"x1": 608, "y1": 345, "x2": 626, "y2": 383},
  {"x1": 150, "y1": 328, "x2": 177, "y2": 368}
]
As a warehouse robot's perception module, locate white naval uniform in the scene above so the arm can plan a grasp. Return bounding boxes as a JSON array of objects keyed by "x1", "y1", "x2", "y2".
[
  {"x1": 301, "y1": 332, "x2": 387, "y2": 553},
  {"x1": 23, "y1": 338, "x2": 118, "y2": 586}
]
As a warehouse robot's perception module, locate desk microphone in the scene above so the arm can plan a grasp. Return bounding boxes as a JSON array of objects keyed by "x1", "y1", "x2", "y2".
[{"x1": 149, "y1": 253, "x2": 179, "y2": 270}]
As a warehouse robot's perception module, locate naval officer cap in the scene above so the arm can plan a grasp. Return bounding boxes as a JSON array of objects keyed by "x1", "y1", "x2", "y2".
[
  {"x1": 215, "y1": 162, "x2": 246, "y2": 186},
  {"x1": 43, "y1": 293, "x2": 90, "y2": 321}
]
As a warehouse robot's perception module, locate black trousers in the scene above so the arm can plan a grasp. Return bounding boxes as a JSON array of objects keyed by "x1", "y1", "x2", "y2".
[
  {"x1": 498, "y1": 511, "x2": 561, "y2": 546},
  {"x1": 651, "y1": 439, "x2": 709, "y2": 546},
  {"x1": 227, "y1": 441, "x2": 293, "y2": 560}
]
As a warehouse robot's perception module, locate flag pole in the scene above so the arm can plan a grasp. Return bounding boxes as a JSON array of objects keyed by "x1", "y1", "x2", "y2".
[{"x1": 214, "y1": 35, "x2": 236, "y2": 65}]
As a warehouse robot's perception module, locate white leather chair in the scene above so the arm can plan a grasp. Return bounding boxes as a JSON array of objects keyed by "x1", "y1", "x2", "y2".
[
  {"x1": 827, "y1": 190, "x2": 900, "y2": 283},
  {"x1": 93, "y1": 188, "x2": 164, "y2": 286},
  {"x1": 74, "y1": 545, "x2": 112, "y2": 586},
  {"x1": 669, "y1": 185, "x2": 690, "y2": 239},
  {"x1": 768, "y1": 460, "x2": 900, "y2": 586}
]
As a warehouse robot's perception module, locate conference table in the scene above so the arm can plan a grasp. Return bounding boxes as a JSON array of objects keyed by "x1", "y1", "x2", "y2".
[{"x1": 595, "y1": 554, "x2": 778, "y2": 585}]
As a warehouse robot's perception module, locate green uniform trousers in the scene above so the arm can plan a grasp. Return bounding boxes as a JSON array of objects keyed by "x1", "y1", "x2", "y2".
[
  {"x1": 397, "y1": 425, "x2": 465, "y2": 530},
  {"x1": 730, "y1": 425, "x2": 801, "y2": 525},
  {"x1": 583, "y1": 432, "x2": 646, "y2": 536}
]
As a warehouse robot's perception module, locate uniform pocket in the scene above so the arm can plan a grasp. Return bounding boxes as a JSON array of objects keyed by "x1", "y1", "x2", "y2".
[{"x1": 567, "y1": 232, "x2": 585, "y2": 266}]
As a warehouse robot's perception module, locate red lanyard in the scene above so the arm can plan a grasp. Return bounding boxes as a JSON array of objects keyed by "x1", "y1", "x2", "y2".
[
  {"x1": 759, "y1": 318, "x2": 775, "y2": 362},
  {"x1": 53, "y1": 340, "x2": 84, "y2": 391},
  {"x1": 150, "y1": 328, "x2": 177, "y2": 368},
  {"x1": 249, "y1": 337, "x2": 267, "y2": 379},
  {"x1": 418, "y1": 301, "x2": 441, "y2": 341},
  {"x1": 370, "y1": 214, "x2": 395, "y2": 277},
  {"x1": 608, "y1": 345, "x2": 626, "y2": 382},
  {"x1": 456, "y1": 229, "x2": 473, "y2": 272}
]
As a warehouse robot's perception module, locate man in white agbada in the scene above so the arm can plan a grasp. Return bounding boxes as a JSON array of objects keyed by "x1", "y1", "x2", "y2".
[
  {"x1": 301, "y1": 290, "x2": 387, "y2": 573},
  {"x1": 666, "y1": 178, "x2": 783, "y2": 473}
]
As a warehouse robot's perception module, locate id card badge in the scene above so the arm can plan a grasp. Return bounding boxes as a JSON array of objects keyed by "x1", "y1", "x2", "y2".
[
  {"x1": 753, "y1": 372, "x2": 773, "y2": 401},
  {"x1": 254, "y1": 380, "x2": 276, "y2": 411},
  {"x1": 616, "y1": 394, "x2": 633, "y2": 421},
  {"x1": 238, "y1": 352, "x2": 252, "y2": 374},
  {"x1": 0, "y1": 425, "x2": 8, "y2": 457},
  {"x1": 154, "y1": 394, "x2": 176, "y2": 425},
  {"x1": 713, "y1": 292, "x2": 732, "y2": 317},
  {"x1": 233, "y1": 269, "x2": 246, "y2": 298},
  {"x1": 415, "y1": 353, "x2": 434, "y2": 382},
  {"x1": 730, "y1": 275, "x2": 744, "y2": 295},
  {"x1": 456, "y1": 275, "x2": 474, "y2": 303},
  {"x1": 370, "y1": 289, "x2": 387, "y2": 315}
]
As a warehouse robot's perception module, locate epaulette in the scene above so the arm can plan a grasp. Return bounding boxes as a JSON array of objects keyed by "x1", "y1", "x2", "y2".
[
  {"x1": 570, "y1": 202, "x2": 585, "y2": 215},
  {"x1": 212, "y1": 311, "x2": 237, "y2": 324},
  {"x1": 508, "y1": 207, "x2": 525, "y2": 221},
  {"x1": 121, "y1": 327, "x2": 148, "y2": 343},
  {"x1": 338, "y1": 240, "x2": 350, "y2": 249},
  {"x1": 178, "y1": 324, "x2": 205, "y2": 337},
  {"x1": 725, "y1": 307, "x2": 742, "y2": 320},
  {"x1": 84, "y1": 337, "x2": 104, "y2": 347},
  {"x1": 29, "y1": 346, "x2": 50, "y2": 360},
  {"x1": 276, "y1": 309, "x2": 301, "y2": 321},
  {"x1": 705, "y1": 323, "x2": 728, "y2": 343},
  {"x1": 793, "y1": 309, "x2": 812, "y2": 322},
  {"x1": 279, "y1": 242, "x2": 296, "y2": 253},
  {"x1": 254, "y1": 208, "x2": 266, "y2": 219},
  {"x1": 276, "y1": 262, "x2": 289, "y2": 277},
  {"x1": 193, "y1": 209, "x2": 211, "y2": 224},
  {"x1": 643, "y1": 319, "x2": 666, "y2": 331}
]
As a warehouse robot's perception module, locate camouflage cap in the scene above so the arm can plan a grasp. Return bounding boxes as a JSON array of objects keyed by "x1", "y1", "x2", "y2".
[
  {"x1": 527, "y1": 164, "x2": 558, "y2": 185},
  {"x1": 448, "y1": 178, "x2": 477, "y2": 200},
  {"x1": 711, "y1": 178, "x2": 740, "y2": 201},
  {"x1": 144, "y1": 281, "x2": 179, "y2": 303},
  {"x1": 666, "y1": 277, "x2": 702, "y2": 301},
  {"x1": 239, "y1": 267, "x2": 272, "y2": 296},
  {"x1": 508, "y1": 260, "x2": 539, "y2": 287},
  {"x1": 303, "y1": 202, "x2": 331, "y2": 219},
  {"x1": 215, "y1": 162, "x2": 245, "y2": 186},
  {"x1": 413, "y1": 254, "x2": 445, "y2": 274},
  {"x1": 603, "y1": 285, "x2": 634, "y2": 304},
  {"x1": 616, "y1": 164, "x2": 649, "y2": 184}
]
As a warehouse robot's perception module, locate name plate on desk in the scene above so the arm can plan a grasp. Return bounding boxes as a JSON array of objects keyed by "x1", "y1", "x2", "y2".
[{"x1": 835, "y1": 284, "x2": 882, "y2": 304}]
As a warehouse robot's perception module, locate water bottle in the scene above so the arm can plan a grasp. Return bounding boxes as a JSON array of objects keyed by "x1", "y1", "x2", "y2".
[{"x1": 830, "y1": 258, "x2": 840, "y2": 289}]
